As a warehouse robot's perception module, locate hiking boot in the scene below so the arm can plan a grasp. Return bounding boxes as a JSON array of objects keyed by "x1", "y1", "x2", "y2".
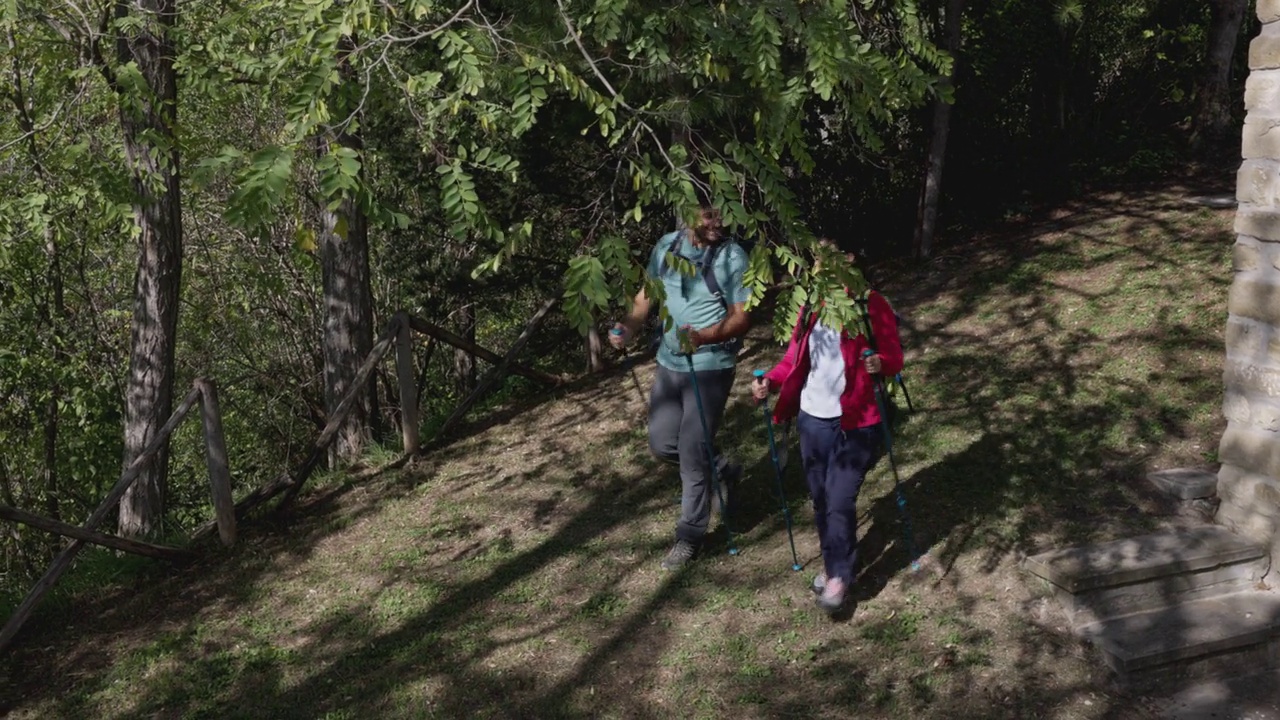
[
  {"x1": 815, "y1": 577, "x2": 847, "y2": 615},
  {"x1": 661, "y1": 539, "x2": 698, "y2": 570}
]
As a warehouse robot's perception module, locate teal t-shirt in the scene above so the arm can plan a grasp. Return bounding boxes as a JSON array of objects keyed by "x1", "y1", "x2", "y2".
[{"x1": 647, "y1": 230, "x2": 751, "y2": 372}]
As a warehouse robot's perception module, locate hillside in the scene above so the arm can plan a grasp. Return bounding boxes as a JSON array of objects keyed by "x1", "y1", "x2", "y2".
[{"x1": 0, "y1": 184, "x2": 1237, "y2": 719}]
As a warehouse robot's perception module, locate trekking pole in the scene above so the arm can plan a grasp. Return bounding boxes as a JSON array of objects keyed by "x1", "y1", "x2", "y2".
[
  {"x1": 895, "y1": 373, "x2": 915, "y2": 414},
  {"x1": 609, "y1": 328, "x2": 646, "y2": 401},
  {"x1": 682, "y1": 330, "x2": 738, "y2": 556},
  {"x1": 754, "y1": 370, "x2": 801, "y2": 571},
  {"x1": 862, "y1": 349, "x2": 921, "y2": 572}
]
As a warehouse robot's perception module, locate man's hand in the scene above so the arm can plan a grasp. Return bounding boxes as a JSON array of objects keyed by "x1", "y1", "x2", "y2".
[
  {"x1": 684, "y1": 324, "x2": 713, "y2": 349},
  {"x1": 751, "y1": 376, "x2": 771, "y2": 403},
  {"x1": 863, "y1": 353, "x2": 883, "y2": 375}
]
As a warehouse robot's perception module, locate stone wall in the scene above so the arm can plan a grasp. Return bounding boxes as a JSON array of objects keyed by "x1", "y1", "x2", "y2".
[{"x1": 1219, "y1": 0, "x2": 1280, "y2": 579}]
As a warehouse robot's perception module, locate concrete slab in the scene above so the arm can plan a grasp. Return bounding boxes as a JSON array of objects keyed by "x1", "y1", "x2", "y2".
[
  {"x1": 1081, "y1": 591, "x2": 1280, "y2": 673},
  {"x1": 1148, "y1": 469, "x2": 1219, "y2": 501},
  {"x1": 1024, "y1": 526, "x2": 1266, "y2": 593}
]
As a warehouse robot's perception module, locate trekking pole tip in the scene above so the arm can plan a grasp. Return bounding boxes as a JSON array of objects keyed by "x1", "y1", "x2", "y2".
[
  {"x1": 791, "y1": 563, "x2": 802, "y2": 572},
  {"x1": 729, "y1": 547, "x2": 740, "y2": 556}
]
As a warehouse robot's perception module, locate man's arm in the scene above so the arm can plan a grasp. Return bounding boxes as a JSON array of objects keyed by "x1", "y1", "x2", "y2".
[
  {"x1": 691, "y1": 302, "x2": 749, "y2": 346},
  {"x1": 622, "y1": 288, "x2": 651, "y2": 336}
]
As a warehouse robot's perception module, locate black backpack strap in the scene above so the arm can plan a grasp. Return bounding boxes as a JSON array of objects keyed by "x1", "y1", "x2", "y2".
[
  {"x1": 858, "y1": 291, "x2": 914, "y2": 412},
  {"x1": 855, "y1": 293, "x2": 878, "y2": 352},
  {"x1": 792, "y1": 304, "x2": 818, "y2": 345},
  {"x1": 656, "y1": 230, "x2": 683, "y2": 277},
  {"x1": 700, "y1": 241, "x2": 725, "y2": 308},
  {"x1": 658, "y1": 232, "x2": 733, "y2": 310}
]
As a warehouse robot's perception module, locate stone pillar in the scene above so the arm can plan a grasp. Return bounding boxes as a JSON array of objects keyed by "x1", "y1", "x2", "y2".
[{"x1": 1218, "y1": 1, "x2": 1280, "y2": 579}]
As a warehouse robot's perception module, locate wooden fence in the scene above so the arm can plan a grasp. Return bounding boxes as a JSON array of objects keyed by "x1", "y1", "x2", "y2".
[{"x1": 0, "y1": 304, "x2": 565, "y2": 653}]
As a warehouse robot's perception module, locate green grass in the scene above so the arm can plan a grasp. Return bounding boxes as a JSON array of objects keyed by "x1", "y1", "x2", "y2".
[{"x1": 2, "y1": 185, "x2": 1233, "y2": 720}]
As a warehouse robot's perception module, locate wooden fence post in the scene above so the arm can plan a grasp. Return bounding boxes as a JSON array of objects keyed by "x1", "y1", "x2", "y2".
[
  {"x1": 195, "y1": 378, "x2": 236, "y2": 547},
  {"x1": 394, "y1": 313, "x2": 421, "y2": 454}
]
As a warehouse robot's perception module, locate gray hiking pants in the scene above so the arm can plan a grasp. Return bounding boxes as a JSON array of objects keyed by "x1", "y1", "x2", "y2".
[{"x1": 648, "y1": 364, "x2": 736, "y2": 543}]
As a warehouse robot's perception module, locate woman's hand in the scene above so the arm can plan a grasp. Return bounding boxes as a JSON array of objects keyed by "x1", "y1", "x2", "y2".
[
  {"x1": 863, "y1": 353, "x2": 883, "y2": 375},
  {"x1": 751, "y1": 376, "x2": 772, "y2": 403}
]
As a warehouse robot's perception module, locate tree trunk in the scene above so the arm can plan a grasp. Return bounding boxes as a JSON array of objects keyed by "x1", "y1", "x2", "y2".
[
  {"x1": 914, "y1": 0, "x2": 966, "y2": 260},
  {"x1": 454, "y1": 302, "x2": 477, "y2": 394},
  {"x1": 585, "y1": 325, "x2": 604, "y2": 373},
  {"x1": 1193, "y1": 0, "x2": 1248, "y2": 151},
  {"x1": 10, "y1": 27, "x2": 67, "y2": 539},
  {"x1": 116, "y1": 0, "x2": 183, "y2": 538},
  {"x1": 319, "y1": 179, "x2": 374, "y2": 466},
  {"x1": 42, "y1": 225, "x2": 66, "y2": 544},
  {"x1": 319, "y1": 36, "x2": 375, "y2": 468}
]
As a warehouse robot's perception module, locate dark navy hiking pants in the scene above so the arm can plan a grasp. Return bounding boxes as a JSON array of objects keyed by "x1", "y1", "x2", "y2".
[
  {"x1": 797, "y1": 411, "x2": 883, "y2": 585},
  {"x1": 648, "y1": 364, "x2": 736, "y2": 544}
]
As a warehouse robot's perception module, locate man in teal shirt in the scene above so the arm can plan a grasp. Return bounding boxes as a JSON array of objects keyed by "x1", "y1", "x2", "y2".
[{"x1": 610, "y1": 206, "x2": 752, "y2": 570}]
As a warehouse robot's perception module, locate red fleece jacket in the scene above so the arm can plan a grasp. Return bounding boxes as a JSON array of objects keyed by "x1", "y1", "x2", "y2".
[{"x1": 763, "y1": 291, "x2": 904, "y2": 430}]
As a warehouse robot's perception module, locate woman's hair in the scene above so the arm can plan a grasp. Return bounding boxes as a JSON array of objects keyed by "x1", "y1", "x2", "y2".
[{"x1": 815, "y1": 236, "x2": 875, "y2": 286}]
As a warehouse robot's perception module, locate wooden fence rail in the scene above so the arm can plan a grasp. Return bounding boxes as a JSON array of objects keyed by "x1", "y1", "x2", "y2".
[
  {"x1": 0, "y1": 378, "x2": 241, "y2": 654},
  {"x1": 2, "y1": 302, "x2": 568, "y2": 654}
]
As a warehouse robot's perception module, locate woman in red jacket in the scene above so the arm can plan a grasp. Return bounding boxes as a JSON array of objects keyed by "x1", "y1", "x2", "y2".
[{"x1": 751, "y1": 248, "x2": 904, "y2": 614}]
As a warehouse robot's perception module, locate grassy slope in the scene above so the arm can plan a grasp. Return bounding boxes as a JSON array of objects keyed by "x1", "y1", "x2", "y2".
[{"x1": 0, "y1": 186, "x2": 1234, "y2": 719}]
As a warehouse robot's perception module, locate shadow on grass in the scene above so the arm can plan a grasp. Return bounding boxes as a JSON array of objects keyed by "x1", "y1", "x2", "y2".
[{"x1": 0, "y1": 184, "x2": 1245, "y2": 719}]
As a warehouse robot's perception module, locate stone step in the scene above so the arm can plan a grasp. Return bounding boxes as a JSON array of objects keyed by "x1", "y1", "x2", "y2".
[
  {"x1": 1080, "y1": 591, "x2": 1280, "y2": 687},
  {"x1": 1147, "y1": 468, "x2": 1218, "y2": 501},
  {"x1": 1023, "y1": 526, "x2": 1268, "y2": 625}
]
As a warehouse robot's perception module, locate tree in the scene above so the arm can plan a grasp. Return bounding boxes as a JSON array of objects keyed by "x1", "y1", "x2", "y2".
[
  {"x1": 317, "y1": 35, "x2": 375, "y2": 465},
  {"x1": 1, "y1": 2, "x2": 136, "y2": 566},
  {"x1": 1193, "y1": 0, "x2": 1248, "y2": 151},
  {"x1": 206, "y1": 0, "x2": 947, "y2": 363},
  {"x1": 915, "y1": 0, "x2": 965, "y2": 260},
  {"x1": 109, "y1": 0, "x2": 184, "y2": 538}
]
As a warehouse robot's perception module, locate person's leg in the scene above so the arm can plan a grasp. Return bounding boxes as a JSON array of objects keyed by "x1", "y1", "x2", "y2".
[
  {"x1": 674, "y1": 368, "x2": 736, "y2": 544},
  {"x1": 647, "y1": 365, "x2": 683, "y2": 466},
  {"x1": 797, "y1": 412, "x2": 839, "y2": 583},
  {"x1": 817, "y1": 426, "x2": 882, "y2": 608}
]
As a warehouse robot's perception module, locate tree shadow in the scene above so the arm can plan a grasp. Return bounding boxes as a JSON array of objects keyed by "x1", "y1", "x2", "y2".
[{"x1": 0, "y1": 184, "x2": 1252, "y2": 718}]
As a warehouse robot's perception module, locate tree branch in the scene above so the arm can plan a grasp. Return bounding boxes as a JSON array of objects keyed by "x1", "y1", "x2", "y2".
[{"x1": 553, "y1": 0, "x2": 685, "y2": 180}]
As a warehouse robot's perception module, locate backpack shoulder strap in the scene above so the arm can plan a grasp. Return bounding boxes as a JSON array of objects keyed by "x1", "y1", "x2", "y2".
[
  {"x1": 656, "y1": 231, "x2": 684, "y2": 276},
  {"x1": 855, "y1": 291, "x2": 879, "y2": 352},
  {"x1": 791, "y1": 304, "x2": 819, "y2": 344},
  {"x1": 701, "y1": 241, "x2": 724, "y2": 305}
]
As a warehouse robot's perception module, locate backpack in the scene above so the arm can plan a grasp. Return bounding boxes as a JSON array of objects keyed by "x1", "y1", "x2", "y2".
[{"x1": 650, "y1": 231, "x2": 753, "y2": 356}]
